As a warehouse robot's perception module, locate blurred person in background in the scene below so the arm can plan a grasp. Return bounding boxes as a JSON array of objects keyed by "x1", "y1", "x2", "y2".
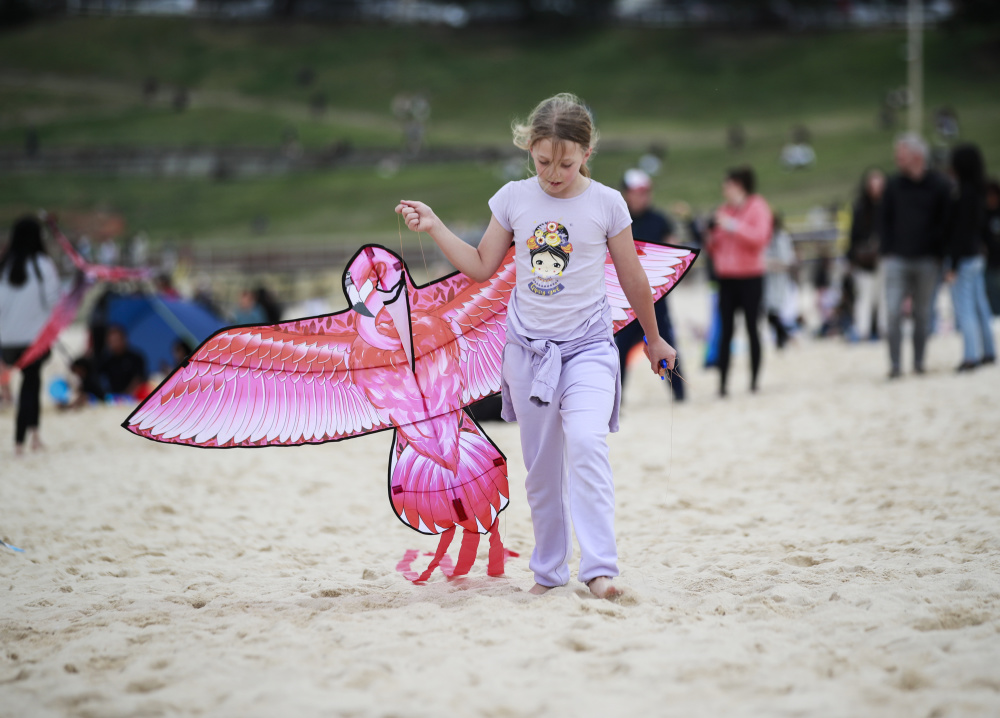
[
  {"x1": 232, "y1": 288, "x2": 266, "y2": 325},
  {"x1": 61, "y1": 357, "x2": 105, "y2": 409},
  {"x1": 0, "y1": 216, "x2": 62, "y2": 455},
  {"x1": 707, "y1": 166, "x2": 773, "y2": 397},
  {"x1": 763, "y1": 214, "x2": 797, "y2": 349},
  {"x1": 0, "y1": 361, "x2": 12, "y2": 407},
  {"x1": 614, "y1": 168, "x2": 685, "y2": 401},
  {"x1": 683, "y1": 209, "x2": 723, "y2": 368},
  {"x1": 254, "y1": 285, "x2": 283, "y2": 325},
  {"x1": 984, "y1": 179, "x2": 1000, "y2": 316},
  {"x1": 192, "y1": 274, "x2": 224, "y2": 318},
  {"x1": 944, "y1": 143, "x2": 995, "y2": 371},
  {"x1": 98, "y1": 325, "x2": 149, "y2": 400},
  {"x1": 880, "y1": 134, "x2": 952, "y2": 378},
  {"x1": 153, "y1": 273, "x2": 180, "y2": 299},
  {"x1": 848, "y1": 168, "x2": 887, "y2": 341}
]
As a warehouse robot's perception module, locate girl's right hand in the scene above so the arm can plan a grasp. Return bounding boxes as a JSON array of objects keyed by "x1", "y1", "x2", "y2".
[{"x1": 395, "y1": 200, "x2": 437, "y2": 233}]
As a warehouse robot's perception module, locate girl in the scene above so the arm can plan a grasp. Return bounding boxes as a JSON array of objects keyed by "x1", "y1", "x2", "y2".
[
  {"x1": 0, "y1": 216, "x2": 62, "y2": 455},
  {"x1": 396, "y1": 93, "x2": 675, "y2": 600},
  {"x1": 707, "y1": 166, "x2": 772, "y2": 397},
  {"x1": 945, "y1": 143, "x2": 995, "y2": 371},
  {"x1": 849, "y1": 168, "x2": 887, "y2": 341}
]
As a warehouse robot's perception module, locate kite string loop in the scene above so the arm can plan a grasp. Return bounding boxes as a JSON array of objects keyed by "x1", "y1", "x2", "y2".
[{"x1": 396, "y1": 209, "x2": 430, "y2": 281}]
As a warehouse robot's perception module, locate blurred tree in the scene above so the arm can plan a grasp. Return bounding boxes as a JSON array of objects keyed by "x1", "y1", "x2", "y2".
[
  {"x1": 0, "y1": 0, "x2": 35, "y2": 27},
  {"x1": 952, "y1": 0, "x2": 1000, "y2": 24},
  {"x1": 272, "y1": 0, "x2": 298, "y2": 18},
  {"x1": 450, "y1": 0, "x2": 615, "y2": 26}
]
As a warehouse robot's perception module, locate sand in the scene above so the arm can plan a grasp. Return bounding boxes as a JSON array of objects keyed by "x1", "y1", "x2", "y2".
[{"x1": 2, "y1": 283, "x2": 999, "y2": 718}]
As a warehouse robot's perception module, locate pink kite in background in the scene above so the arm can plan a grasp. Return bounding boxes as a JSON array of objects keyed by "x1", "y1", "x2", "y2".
[
  {"x1": 122, "y1": 241, "x2": 698, "y2": 581},
  {"x1": 49, "y1": 216, "x2": 154, "y2": 284},
  {"x1": 12, "y1": 217, "x2": 154, "y2": 370}
]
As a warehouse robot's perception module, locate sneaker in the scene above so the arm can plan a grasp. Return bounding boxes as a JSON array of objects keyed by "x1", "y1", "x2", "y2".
[
  {"x1": 956, "y1": 360, "x2": 978, "y2": 373},
  {"x1": 981, "y1": 355, "x2": 996, "y2": 365},
  {"x1": 888, "y1": 368, "x2": 902, "y2": 380}
]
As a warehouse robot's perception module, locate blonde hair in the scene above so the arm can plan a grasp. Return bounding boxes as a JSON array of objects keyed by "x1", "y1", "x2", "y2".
[{"x1": 512, "y1": 93, "x2": 598, "y2": 178}]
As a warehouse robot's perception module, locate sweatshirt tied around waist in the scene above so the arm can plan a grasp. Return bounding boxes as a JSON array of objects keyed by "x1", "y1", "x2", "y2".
[{"x1": 499, "y1": 292, "x2": 621, "y2": 434}]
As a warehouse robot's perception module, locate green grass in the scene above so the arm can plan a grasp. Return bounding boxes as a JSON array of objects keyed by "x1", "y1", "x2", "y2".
[{"x1": 1, "y1": 18, "x2": 998, "y2": 244}]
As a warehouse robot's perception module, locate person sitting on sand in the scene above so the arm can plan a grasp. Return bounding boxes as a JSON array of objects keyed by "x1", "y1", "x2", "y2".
[
  {"x1": 60, "y1": 357, "x2": 106, "y2": 409},
  {"x1": 98, "y1": 325, "x2": 149, "y2": 399}
]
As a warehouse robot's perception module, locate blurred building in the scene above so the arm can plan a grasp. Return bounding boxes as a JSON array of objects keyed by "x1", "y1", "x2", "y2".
[{"x1": 13, "y1": 0, "x2": 957, "y2": 27}]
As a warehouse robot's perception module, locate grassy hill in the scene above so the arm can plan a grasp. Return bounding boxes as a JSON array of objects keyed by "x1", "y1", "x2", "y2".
[{"x1": 1, "y1": 18, "x2": 997, "y2": 245}]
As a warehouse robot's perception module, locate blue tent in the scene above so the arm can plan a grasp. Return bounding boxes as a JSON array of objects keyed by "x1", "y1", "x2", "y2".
[{"x1": 105, "y1": 294, "x2": 228, "y2": 375}]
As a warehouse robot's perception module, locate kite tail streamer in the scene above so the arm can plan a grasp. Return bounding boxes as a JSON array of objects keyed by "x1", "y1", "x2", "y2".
[
  {"x1": 396, "y1": 528, "x2": 457, "y2": 584},
  {"x1": 395, "y1": 517, "x2": 518, "y2": 583}
]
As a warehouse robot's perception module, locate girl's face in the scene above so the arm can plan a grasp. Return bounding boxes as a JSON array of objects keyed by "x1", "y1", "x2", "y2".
[
  {"x1": 531, "y1": 138, "x2": 591, "y2": 198},
  {"x1": 722, "y1": 178, "x2": 746, "y2": 206},
  {"x1": 531, "y1": 250, "x2": 565, "y2": 279}
]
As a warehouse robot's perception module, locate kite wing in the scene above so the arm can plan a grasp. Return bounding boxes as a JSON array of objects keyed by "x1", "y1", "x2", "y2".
[
  {"x1": 605, "y1": 241, "x2": 699, "y2": 334},
  {"x1": 413, "y1": 244, "x2": 516, "y2": 406},
  {"x1": 123, "y1": 314, "x2": 394, "y2": 447}
]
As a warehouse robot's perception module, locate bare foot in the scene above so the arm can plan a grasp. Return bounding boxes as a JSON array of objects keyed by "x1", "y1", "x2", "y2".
[
  {"x1": 30, "y1": 434, "x2": 44, "y2": 452},
  {"x1": 14, "y1": 443, "x2": 25, "y2": 458},
  {"x1": 528, "y1": 583, "x2": 552, "y2": 595},
  {"x1": 587, "y1": 576, "x2": 622, "y2": 601}
]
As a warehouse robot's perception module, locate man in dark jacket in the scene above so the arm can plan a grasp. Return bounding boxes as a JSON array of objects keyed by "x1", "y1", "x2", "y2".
[
  {"x1": 615, "y1": 169, "x2": 685, "y2": 401},
  {"x1": 880, "y1": 133, "x2": 952, "y2": 378}
]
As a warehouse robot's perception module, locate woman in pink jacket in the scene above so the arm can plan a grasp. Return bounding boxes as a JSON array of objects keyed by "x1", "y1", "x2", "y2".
[{"x1": 707, "y1": 167, "x2": 773, "y2": 396}]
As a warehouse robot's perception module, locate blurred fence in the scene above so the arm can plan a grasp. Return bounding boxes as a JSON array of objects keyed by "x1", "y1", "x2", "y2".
[
  {"x1": 37, "y1": 0, "x2": 955, "y2": 28},
  {"x1": 0, "y1": 144, "x2": 519, "y2": 177}
]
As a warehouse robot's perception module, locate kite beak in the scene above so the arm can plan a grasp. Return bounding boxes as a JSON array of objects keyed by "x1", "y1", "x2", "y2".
[{"x1": 346, "y1": 272, "x2": 376, "y2": 318}]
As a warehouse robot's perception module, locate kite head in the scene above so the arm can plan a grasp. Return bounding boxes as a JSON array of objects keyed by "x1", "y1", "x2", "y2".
[
  {"x1": 345, "y1": 246, "x2": 409, "y2": 352},
  {"x1": 345, "y1": 246, "x2": 408, "y2": 315}
]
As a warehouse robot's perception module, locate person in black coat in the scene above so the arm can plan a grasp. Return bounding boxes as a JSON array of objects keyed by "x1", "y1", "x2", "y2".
[
  {"x1": 614, "y1": 169, "x2": 685, "y2": 401},
  {"x1": 880, "y1": 134, "x2": 952, "y2": 378}
]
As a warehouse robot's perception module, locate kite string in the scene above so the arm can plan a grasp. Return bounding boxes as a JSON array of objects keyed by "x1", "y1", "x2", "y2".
[
  {"x1": 396, "y1": 210, "x2": 430, "y2": 280},
  {"x1": 397, "y1": 212, "x2": 405, "y2": 260}
]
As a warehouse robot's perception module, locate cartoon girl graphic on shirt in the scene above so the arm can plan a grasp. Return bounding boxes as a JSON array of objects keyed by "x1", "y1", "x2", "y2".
[{"x1": 527, "y1": 221, "x2": 573, "y2": 297}]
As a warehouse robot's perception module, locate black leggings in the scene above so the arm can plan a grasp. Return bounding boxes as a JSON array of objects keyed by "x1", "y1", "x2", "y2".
[
  {"x1": 2, "y1": 346, "x2": 48, "y2": 445},
  {"x1": 717, "y1": 276, "x2": 763, "y2": 395}
]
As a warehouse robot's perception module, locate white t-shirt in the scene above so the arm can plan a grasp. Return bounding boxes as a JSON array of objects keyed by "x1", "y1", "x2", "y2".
[
  {"x1": 489, "y1": 176, "x2": 631, "y2": 341},
  {"x1": 0, "y1": 255, "x2": 61, "y2": 349}
]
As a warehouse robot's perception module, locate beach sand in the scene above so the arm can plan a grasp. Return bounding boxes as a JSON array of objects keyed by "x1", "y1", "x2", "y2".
[{"x1": 2, "y1": 283, "x2": 999, "y2": 718}]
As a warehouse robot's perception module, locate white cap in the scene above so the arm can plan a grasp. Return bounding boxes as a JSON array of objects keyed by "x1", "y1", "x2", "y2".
[{"x1": 622, "y1": 168, "x2": 652, "y2": 190}]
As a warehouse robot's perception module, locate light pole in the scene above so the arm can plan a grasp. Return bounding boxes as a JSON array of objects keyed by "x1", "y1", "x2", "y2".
[{"x1": 907, "y1": 0, "x2": 923, "y2": 133}]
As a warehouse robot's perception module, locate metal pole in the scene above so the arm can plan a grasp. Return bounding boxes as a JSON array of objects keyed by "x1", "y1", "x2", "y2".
[{"x1": 907, "y1": 0, "x2": 923, "y2": 133}]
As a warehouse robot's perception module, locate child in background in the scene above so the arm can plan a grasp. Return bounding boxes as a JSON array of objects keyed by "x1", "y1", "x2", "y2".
[{"x1": 396, "y1": 93, "x2": 674, "y2": 600}]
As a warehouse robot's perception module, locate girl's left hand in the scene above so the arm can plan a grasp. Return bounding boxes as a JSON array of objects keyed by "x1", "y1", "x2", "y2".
[{"x1": 643, "y1": 335, "x2": 677, "y2": 377}]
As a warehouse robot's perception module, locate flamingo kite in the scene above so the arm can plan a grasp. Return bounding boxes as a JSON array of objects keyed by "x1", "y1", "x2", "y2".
[{"x1": 123, "y1": 241, "x2": 698, "y2": 580}]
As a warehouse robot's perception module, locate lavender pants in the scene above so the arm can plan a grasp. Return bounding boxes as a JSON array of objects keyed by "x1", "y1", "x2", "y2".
[{"x1": 503, "y1": 339, "x2": 620, "y2": 587}]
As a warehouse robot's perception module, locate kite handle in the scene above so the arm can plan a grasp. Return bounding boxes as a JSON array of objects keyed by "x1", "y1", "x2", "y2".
[{"x1": 643, "y1": 335, "x2": 669, "y2": 380}]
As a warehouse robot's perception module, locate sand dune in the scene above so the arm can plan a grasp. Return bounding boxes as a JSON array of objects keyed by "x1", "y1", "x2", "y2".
[{"x1": 2, "y1": 285, "x2": 999, "y2": 718}]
